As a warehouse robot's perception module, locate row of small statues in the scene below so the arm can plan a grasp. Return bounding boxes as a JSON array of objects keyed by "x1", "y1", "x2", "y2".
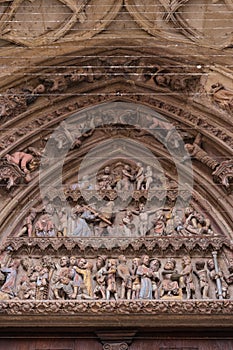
[
  {"x1": 83, "y1": 163, "x2": 160, "y2": 192},
  {"x1": 0, "y1": 253, "x2": 232, "y2": 301},
  {"x1": 17, "y1": 202, "x2": 213, "y2": 238}
]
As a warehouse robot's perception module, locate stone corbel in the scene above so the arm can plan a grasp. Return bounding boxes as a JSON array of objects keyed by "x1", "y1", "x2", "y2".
[
  {"x1": 96, "y1": 331, "x2": 136, "y2": 350},
  {"x1": 103, "y1": 342, "x2": 129, "y2": 350}
]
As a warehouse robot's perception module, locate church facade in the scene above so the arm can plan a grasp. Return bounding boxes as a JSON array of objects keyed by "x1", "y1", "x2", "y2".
[{"x1": 0, "y1": 1, "x2": 233, "y2": 348}]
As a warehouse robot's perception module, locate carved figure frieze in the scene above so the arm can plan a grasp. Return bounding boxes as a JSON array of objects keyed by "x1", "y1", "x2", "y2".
[
  {"x1": 0, "y1": 57, "x2": 203, "y2": 126},
  {"x1": 0, "y1": 95, "x2": 232, "y2": 164},
  {"x1": 16, "y1": 198, "x2": 215, "y2": 239},
  {"x1": 0, "y1": 251, "x2": 232, "y2": 302}
]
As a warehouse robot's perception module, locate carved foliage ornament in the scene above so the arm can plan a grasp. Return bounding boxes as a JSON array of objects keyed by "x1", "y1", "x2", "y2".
[{"x1": 0, "y1": 0, "x2": 122, "y2": 46}]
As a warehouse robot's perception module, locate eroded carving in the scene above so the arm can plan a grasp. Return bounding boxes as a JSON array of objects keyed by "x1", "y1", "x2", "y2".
[
  {"x1": 0, "y1": 85, "x2": 45, "y2": 124},
  {"x1": 210, "y1": 83, "x2": 233, "y2": 112}
]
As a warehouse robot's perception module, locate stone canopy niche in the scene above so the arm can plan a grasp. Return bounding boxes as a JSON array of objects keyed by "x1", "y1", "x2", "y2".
[{"x1": 0, "y1": 101, "x2": 233, "y2": 321}]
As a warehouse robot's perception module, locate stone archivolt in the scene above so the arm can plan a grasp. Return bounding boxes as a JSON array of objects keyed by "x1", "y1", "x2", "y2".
[{"x1": 0, "y1": 44, "x2": 232, "y2": 326}]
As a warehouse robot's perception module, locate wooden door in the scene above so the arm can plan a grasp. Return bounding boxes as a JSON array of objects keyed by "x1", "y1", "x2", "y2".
[
  {"x1": 0, "y1": 339, "x2": 102, "y2": 350},
  {"x1": 0, "y1": 338, "x2": 232, "y2": 350},
  {"x1": 130, "y1": 339, "x2": 233, "y2": 350}
]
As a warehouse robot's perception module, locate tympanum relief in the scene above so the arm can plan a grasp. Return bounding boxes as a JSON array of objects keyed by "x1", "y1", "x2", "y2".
[
  {"x1": 0, "y1": 101, "x2": 232, "y2": 320},
  {"x1": 15, "y1": 167, "x2": 214, "y2": 239}
]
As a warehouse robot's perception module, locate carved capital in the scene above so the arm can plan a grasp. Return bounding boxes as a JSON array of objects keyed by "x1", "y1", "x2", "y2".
[{"x1": 103, "y1": 343, "x2": 128, "y2": 350}]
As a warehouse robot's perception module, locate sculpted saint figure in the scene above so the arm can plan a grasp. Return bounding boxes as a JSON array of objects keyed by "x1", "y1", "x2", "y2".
[
  {"x1": 117, "y1": 255, "x2": 132, "y2": 300},
  {"x1": 194, "y1": 260, "x2": 209, "y2": 299},
  {"x1": 0, "y1": 260, "x2": 20, "y2": 298},
  {"x1": 137, "y1": 255, "x2": 153, "y2": 299},
  {"x1": 93, "y1": 256, "x2": 107, "y2": 299},
  {"x1": 160, "y1": 258, "x2": 180, "y2": 298},
  {"x1": 104, "y1": 259, "x2": 118, "y2": 300}
]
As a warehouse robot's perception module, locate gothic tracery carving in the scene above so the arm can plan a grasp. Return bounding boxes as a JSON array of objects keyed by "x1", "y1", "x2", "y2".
[
  {"x1": 0, "y1": 0, "x2": 122, "y2": 46},
  {"x1": 125, "y1": 0, "x2": 233, "y2": 48}
]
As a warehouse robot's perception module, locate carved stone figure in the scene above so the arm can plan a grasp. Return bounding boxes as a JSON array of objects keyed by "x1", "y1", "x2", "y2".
[
  {"x1": 144, "y1": 165, "x2": 153, "y2": 190},
  {"x1": 52, "y1": 256, "x2": 70, "y2": 298},
  {"x1": 183, "y1": 133, "x2": 219, "y2": 170},
  {"x1": 97, "y1": 166, "x2": 114, "y2": 190},
  {"x1": 150, "y1": 259, "x2": 161, "y2": 299},
  {"x1": 16, "y1": 208, "x2": 37, "y2": 237},
  {"x1": 53, "y1": 271, "x2": 74, "y2": 300},
  {"x1": 210, "y1": 83, "x2": 233, "y2": 111},
  {"x1": 74, "y1": 258, "x2": 93, "y2": 298},
  {"x1": 165, "y1": 208, "x2": 184, "y2": 235},
  {"x1": 117, "y1": 255, "x2": 132, "y2": 300},
  {"x1": 116, "y1": 164, "x2": 134, "y2": 191},
  {"x1": 133, "y1": 203, "x2": 151, "y2": 236},
  {"x1": 34, "y1": 213, "x2": 56, "y2": 237},
  {"x1": 207, "y1": 258, "x2": 229, "y2": 299},
  {"x1": 194, "y1": 260, "x2": 209, "y2": 299},
  {"x1": 94, "y1": 201, "x2": 115, "y2": 236},
  {"x1": 0, "y1": 147, "x2": 41, "y2": 190},
  {"x1": 33, "y1": 265, "x2": 49, "y2": 300},
  {"x1": 0, "y1": 85, "x2": 45, "y2": 123},
  {"x1": 160, "y1": 258, "x2": 180, "y2": 298},
  {"x1": 69, "y1": 256, "x2": 82, "y2": 299},
  {"x1": 70, "y1": 205, "x2": 96, "y2": 237},
  {"x1": 149, "y1": 209, "x2": 166, "y2": 236},
  {"x1": 93, "y1": 256, "x2": 107, "y2": 299},
  {"x1": 137, "y1": 255, "x2": 153, "y2": 299},
  {"x1": 104, "y1": 259, "x2": 118, "y2": 300},
  {"x1": 122, "y1": 210, "x2": 135, "y2": 236},
  {"x1": 135, "y1": 162, "x2": 144, "y2": 190},
  {"x1": 179, "y1": 256, "x2": 195, "y2": 300},
  {"x1": 225, "y1": 264, "x2": 233, "y2": 287},
  {"x1": 183, "y1": 207, "x2": 213, "y2": 235},
  {"x1": 0, "y1": 260, "x2": 20, "y2": 298},
  {"x1": 131, "y1": 258, "x2": 141, "y2": 300}
]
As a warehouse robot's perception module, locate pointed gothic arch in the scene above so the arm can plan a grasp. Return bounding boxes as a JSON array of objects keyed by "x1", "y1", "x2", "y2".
[{"x1": 0, "y1": 13, "x2": 232, "y2": 345}]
